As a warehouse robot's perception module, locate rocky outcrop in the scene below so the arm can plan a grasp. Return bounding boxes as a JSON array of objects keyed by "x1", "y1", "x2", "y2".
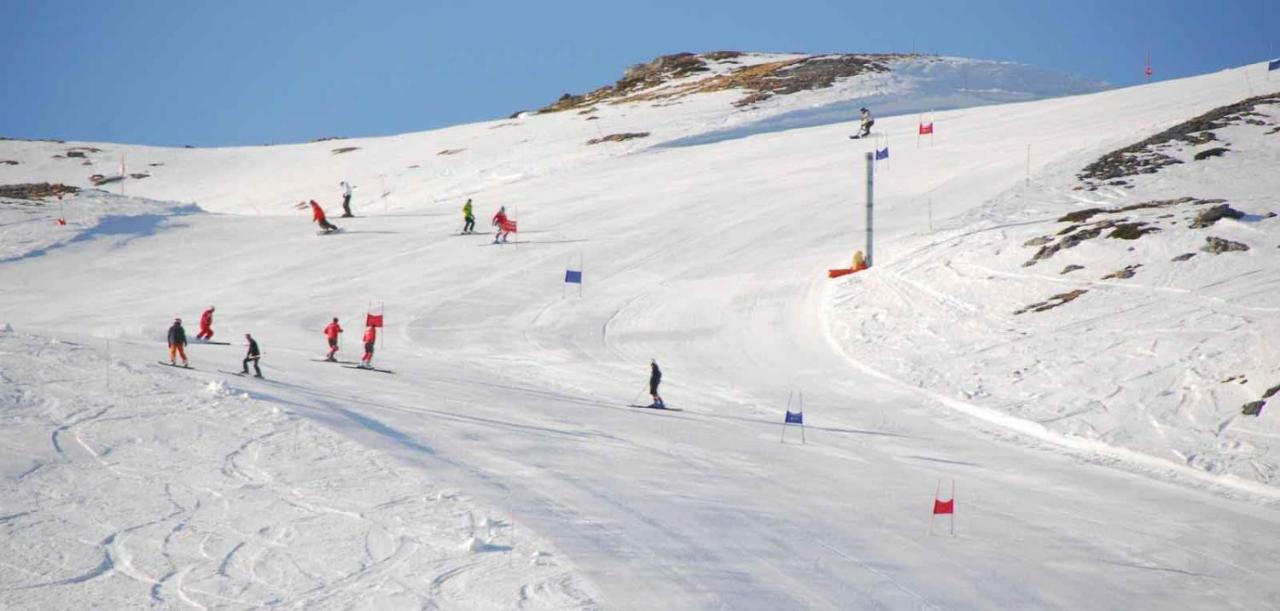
[
  {"x1": 0, "y1": 183, "x2": 79, "y2": 200},
  {"x1": 586, "y1": 132, "x2": 650, "y2": 145},
  {"x1": 1201, "y1": 236, "x2": 1249, "y2": 254},
  {"x1": 1078, "y1": 93, "x2": 1280, "y2": 184},
  {"x1": 1193, "y1": 147, "x2": 1229, "y2": 160},
  {"x1": 1189, "y1": 203, "x2": 1244, "y2": 228},
  {"x1": 537, "y1": 51, "x2": 910, "y2": 114},
  {"x1": 1014, "y1": 289, "x2": 1088, "y2": 315}
]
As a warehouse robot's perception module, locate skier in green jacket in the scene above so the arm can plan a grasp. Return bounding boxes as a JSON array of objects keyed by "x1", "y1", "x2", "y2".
[{"x1": 462, "y1": 198, "x2": 475, "y2": 233}]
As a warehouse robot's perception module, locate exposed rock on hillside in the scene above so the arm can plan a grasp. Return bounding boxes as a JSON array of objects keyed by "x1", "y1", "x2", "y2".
[
  {"x1": 538, "y1": 51, "x2": 912, "y2": 114},
  {"x1": 1189, "y1": 203, "x2": 1244, "y2": 228},
  {"x1": 1078, "y1": 92, "x2": 1280, "y2": 185},
  {"x1": 586, "y1": 132, "x2": 650, "y2": 145},
  {"x1": 0, "y1": 182, "x2": 78, "y2": 200},
  {"x1": 1201, "y1": 236, "x2": 1249, "y2": 254}
]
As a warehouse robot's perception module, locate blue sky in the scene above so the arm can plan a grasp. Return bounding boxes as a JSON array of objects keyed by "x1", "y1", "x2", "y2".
[{"x1": 2, "y1": 0, "x2": 1276, "y2": 146}]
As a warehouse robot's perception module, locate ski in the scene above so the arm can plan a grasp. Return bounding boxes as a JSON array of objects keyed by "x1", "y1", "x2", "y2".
[
  {"x1": 156, "y1": 361, "x2": 193, "y2": 369},
  {"x1": 218, "y1": 369, "x2": 264, "y2": 379},
  {"x1": 627, "y1": 404, "x2": 683, "y2": 412},
  {"x1": 311, "y1": 358, "x2": 359, "y2": 365},
  {"x1": 190, "y1": 340, "x2": 230, "y2": 345},
  {"x1": 343, "y1": 365, "x2": 394, "y2": 374}
]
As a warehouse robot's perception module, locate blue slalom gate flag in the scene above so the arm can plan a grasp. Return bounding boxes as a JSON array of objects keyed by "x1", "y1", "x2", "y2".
[
  {"x1": 784, "y1": 410, "x2": 803, "y2": 424},
  {"x1": 1270, "y1": 58, "x2": 1280, "y2": 72},
  {"x1": 875, "y1": 146, "x2": 889, "y2": 160},
  {"x1": 564, "y1": 269, "x2": 583, "y2": 284}
]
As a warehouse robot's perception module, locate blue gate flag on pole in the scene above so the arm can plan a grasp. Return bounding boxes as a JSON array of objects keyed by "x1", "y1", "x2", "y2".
[
  {"x1": 875, "y1": 147, "x2": 889, "y2": 160},
  {"x1": 784, "y1": 410, "x2": 803, "y2": 424},
  {"x1": 1270, "y1": 58, "x2": 1280, "y2": 72},
  {"x1": 564, "y1": 269, "x2": 582, "y2": 284}
]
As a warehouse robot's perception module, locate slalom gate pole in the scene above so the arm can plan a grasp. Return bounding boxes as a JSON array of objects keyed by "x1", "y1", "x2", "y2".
[
  {"x1": 781, "y1": 391, "x2": 794, "y2": 443},
  {"x1": 799, "y1": 389, "x2": 806, "y2": 444},
  {"x1": 865, "y1": 152, "x2": 874, "y2": 267},
  {"x1": 950, "y1": 480, "x2": 957, "y2": 536}
]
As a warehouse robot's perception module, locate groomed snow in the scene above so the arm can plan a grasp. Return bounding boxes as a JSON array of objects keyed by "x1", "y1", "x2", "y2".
[{"x1": 2, "y1": 58, "x2": 1280, "y2": 609}]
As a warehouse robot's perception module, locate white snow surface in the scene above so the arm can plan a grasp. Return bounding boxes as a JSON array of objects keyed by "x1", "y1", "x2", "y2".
[{"x1": 3, "y1": 58, "x2": 1280, "y2": 609}]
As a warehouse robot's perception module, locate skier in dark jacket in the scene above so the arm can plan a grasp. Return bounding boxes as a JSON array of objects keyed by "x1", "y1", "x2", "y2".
[
  {"x1": 649, "y1": 359, "x2": 664, "y2": 408},
  {"x1": 242, "y1": 333, "x2": 262, "y2": 377},
  {"x1": 167, "y1": 318, "x2": 189, "y2": 366}
]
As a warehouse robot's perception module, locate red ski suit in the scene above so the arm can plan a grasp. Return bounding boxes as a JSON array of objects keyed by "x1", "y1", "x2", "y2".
[
  {"x1": 310, "y1": 201, "x2": 327, "y2": 223},
  {"x1": 197, "y1": 308, "x2": 214, "y2": 339},
  {"x1": 361, "y1": 327, "x2": 377, "y2": 363},
  {"x1": 324, "y1": 322, "x2": 343, "y2": 339}
]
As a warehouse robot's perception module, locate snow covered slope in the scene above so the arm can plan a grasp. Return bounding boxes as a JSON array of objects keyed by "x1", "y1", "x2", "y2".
[
  {"x1": 0, "y1": 54, "x2": 1100, "y2": 215},
  {"x1": 3, "y1": 57, "x2": 1280, "y2": 609}
]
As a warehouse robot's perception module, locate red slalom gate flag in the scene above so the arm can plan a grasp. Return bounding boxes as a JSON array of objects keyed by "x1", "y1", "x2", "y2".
[
  {"x1": 500, "y1": 218, "x2": 518, "y2": 233},
  {"x1": 918, "y1": 121, "x2": 934, "y2": 135},
  {"x1": 933, "y1": 498, "x2": 954, "y2": 515},
  {"x1": 366, "y1": 313, "x2": 384, "y2": 328}
]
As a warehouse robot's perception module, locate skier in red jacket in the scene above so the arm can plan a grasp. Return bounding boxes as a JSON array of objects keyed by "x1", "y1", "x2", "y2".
[
  {"x1": 491, "y1": 206, "x2": 513, "y2": 244},
  {"x1": 360, "y1": 325, "x2": 377, "y2": 368},
  {"x1": 308, "y1": 200, "x2": 339, "y2": 233},
  {"x1": 323, "y1": 317, "x2": 343, "y2": 361},
  {"x1": 196, "y1": 306, "x2": 215, "y2": 340}
]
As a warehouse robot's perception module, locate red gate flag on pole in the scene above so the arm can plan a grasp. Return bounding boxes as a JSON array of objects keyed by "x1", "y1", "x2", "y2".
[
  {"x1": 366, "y1": 313, "x2": 384, "y2": 328},
  {"x1": 918, "y1": 121, "x2": 934, "y2": 135},
  {"x1": 930, "y1": 479, "x2": 956, "y2": 536}
]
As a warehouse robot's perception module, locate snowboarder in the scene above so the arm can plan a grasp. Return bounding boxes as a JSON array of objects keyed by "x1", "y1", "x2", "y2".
[
  {"x1": 492, "y1": 206, "x2": 512, "y2": 244},
  {"x1": 462, "y1": 198, "x2": 475, "y2": 233},
  {"x1": 339, "y1": 181, "x2": 354, "y2": 217},
  {"x1": 648, "y1": 359, "x2": 664, "y2": 408},
  {"x1": 167, "y1": 318, "x2": 189, "y2": 367},
  {"x1": 851, "y1": 107, "x2": 874, "y2": 139},
  {"x1": 360, "y1": 325, "x2": 377, "y2": 368},
  {"x1": 323, "y1": 317, "x2": 343, "y2": 361},
  {"x1": 242, "y1": 333, "x2": 262, "y2": 377},
  {"x1": 308, "y1": 200, "x2": 339, "y2": 233},
  {"x1": 196, "y1": 306, "x2": 215, "y2": 341}
]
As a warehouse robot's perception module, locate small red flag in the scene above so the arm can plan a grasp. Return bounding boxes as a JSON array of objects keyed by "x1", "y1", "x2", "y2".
[
  {"x1": 500, "y1": 219, "x2": 518, "y2": 233},
  {"x1": 366, "y1": 313, "x2": 384, "y2": 328},
  {"x1": 933, "y1": 498, "x2": 954, "y2": 515},
  {"x1": 919, "y1": 121, "x2": 934, "y2": 135}
]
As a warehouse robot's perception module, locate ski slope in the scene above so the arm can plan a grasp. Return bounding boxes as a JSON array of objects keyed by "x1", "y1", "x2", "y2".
[{"x1": 3, "y1": 58, "x2": 1280, "y2": 609}]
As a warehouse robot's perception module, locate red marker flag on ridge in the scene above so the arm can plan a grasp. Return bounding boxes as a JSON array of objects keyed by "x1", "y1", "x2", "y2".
[
  {"x1": 918, "y1": 121, "x2": 934, "y2": 135},
  {"x1": 366, "y1": 313, "x2": 384, "y2": 328}
]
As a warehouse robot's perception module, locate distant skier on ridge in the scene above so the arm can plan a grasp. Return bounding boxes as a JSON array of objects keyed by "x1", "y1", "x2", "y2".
[{"x1": 167, "y1": 318, "x2": 189, "y2": 367}]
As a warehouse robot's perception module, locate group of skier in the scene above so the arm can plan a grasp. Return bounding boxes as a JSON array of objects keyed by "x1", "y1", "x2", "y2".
[
  {"x1": 166, "y1": 311, "x2": 262, "y2": 377},
  {"x1": 274, "y1": 180, "x2": 670, "y2": 405},
  {"x1": 165, "y1": 307, "x2": 381, "y2": 377},
  {"x1": 323, "y1": 317, "x2": 378, "y2": 368}
]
